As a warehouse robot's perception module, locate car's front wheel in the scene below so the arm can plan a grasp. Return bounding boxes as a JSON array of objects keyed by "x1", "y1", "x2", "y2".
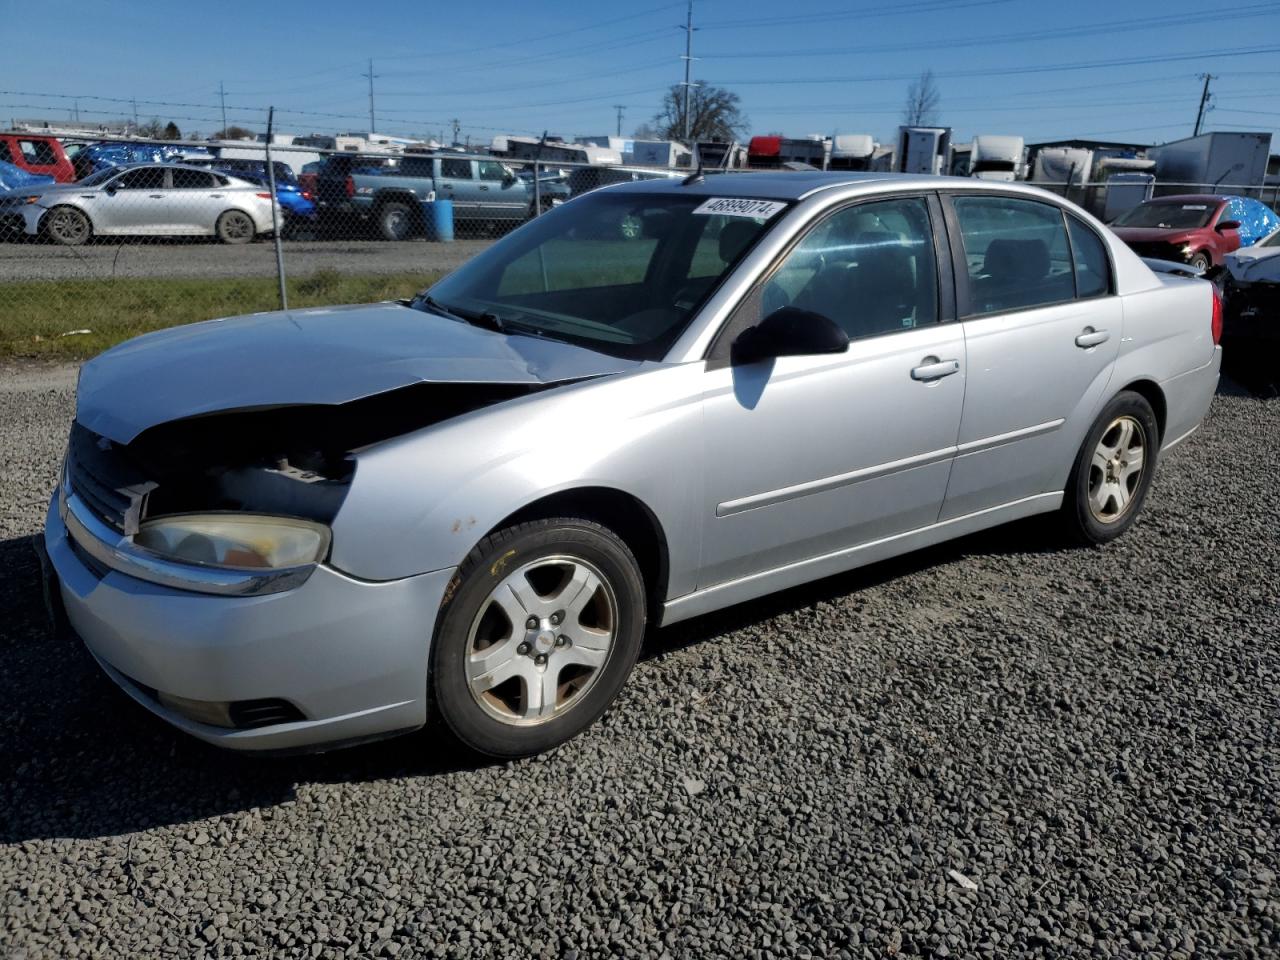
[
  {"x1": 43, "y1": 206, "x2": 92, "y2": 246},
  {"x1": 1061, "y1": 391, "x2": 1160, "y2": 544},
  {"x1": 1188, "y1": 250, "x2": 1211, "y2": 272},
  {"x1": 431, "y1": 518, "x2": 646, "y2": 758}
]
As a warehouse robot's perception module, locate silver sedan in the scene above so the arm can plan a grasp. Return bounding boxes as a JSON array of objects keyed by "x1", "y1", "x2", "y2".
[
  {"x1": 41, "y1": 172, "x2": 1222, "y2": 757},
  {"x1": 0, "y1": 163, "x2": 278, "y2": 245}
]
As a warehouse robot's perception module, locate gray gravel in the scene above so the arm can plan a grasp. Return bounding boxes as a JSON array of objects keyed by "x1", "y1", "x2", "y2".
[
  {"x1": 0, "y1": 239, "x2": 493, "y2": 282},
  {"x1": 2, "y1": 364, "x2": 1277, "y2": 958}
]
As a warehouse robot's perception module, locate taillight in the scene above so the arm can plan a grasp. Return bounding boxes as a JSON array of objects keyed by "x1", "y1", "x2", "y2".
[
  {"x1": 302, "y1": 191, "x2": 313, "y2": 201},
  {"x1": 255, "y1": 192, "x2": 272, "y2": 199},
  {"x1": 1211, "y1": 284, "x2": 1223, "y2": 345},
  {"x1": 344, "y1": 176, "x2": 355, "y2": 198}
]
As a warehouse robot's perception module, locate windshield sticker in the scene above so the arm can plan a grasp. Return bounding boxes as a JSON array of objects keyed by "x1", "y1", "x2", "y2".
[{"x1": 693, "y1": 198, "x2": 788, "y2": 218}]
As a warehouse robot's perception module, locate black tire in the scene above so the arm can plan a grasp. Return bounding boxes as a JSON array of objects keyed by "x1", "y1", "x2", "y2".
[
  {"x1": 1188, "y1": 250, "x2": 1211, "y2": 272},
  {"x1": 431, "y1": 518, "x2": 646, "y2": 758},
  {"x1": 43, "y1": 206, "x2": 92, "y2": 246},
  {"x1": 1061, "y1": 391, "x2": 1160, "y2": 545},
  {"x1": 377, "y1": 201, "x2": 416, "y2": 241},
  {"x1": 216, "y1": 210, "x2": 255, "y2": 245}
]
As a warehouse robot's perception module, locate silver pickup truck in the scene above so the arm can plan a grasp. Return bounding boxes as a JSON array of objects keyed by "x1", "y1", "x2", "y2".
[{"x1": 315, "y1": 153, "x2": 560, "y2": 239}]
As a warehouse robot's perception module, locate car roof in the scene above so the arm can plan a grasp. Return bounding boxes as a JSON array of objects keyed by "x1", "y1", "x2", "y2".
[{"x1": 604, "y1": 170, "x2": 1080, "y2": 203}]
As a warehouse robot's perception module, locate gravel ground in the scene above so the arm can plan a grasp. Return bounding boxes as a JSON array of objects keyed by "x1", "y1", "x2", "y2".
[
  {"x1": 1, "y1": 364, "x2": 1277, "y2": 958},
  {"x1": 0, "y1": 239, "x2": 493, "y2": 282}
]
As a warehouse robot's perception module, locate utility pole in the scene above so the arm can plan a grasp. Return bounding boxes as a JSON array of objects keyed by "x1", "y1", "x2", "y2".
[
  {"x1": 1193, "y1": 73, "x2": 1215, "y2": 137},
  {"x1": 613, "y1": 104, "x2": 625, "y2": 138},
  {"x1": 451, "y1": 118, "x2": 461, "y2": 146},
  {"x1": 680, "y1": 0, "x2": 699, "y2": 144},
  {"x1": 363, "y1": 58, "x2": 378, "y2": 135},
  {"x1": 131, "y1": 98, "x2": 138, "y2": 135},
  {"x1": 218, "y1": 81, "x2": 228, "y2": 136}
]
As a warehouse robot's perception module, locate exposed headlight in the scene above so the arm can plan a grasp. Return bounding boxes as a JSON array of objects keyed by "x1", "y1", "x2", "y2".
[{"x1": 134, "y1": 514, "x2": 331, "y2": 570}]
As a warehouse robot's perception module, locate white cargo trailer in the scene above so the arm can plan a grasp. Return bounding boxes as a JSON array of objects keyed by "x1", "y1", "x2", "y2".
[
  {"x1": 894, "y1": 126, "x2": 951, "y2": 175},
  {"x1": 1149, "y1": 132, "x2": 1272, "y2": 190},
  {"x1": 969, "y1": 135, "x2": 1026, "y2": 181}
]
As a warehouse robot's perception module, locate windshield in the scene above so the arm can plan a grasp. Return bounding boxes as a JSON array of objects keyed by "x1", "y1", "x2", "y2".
[
  {"x1": 77, "y1": 167, "x2": 120, "y2": 187},
  {"x1": 419, "y1": 191, "x2": 786, "y2": 360},
  {"x1": 1112, "y1": 201, "x2": 1218, "y2": 230}
]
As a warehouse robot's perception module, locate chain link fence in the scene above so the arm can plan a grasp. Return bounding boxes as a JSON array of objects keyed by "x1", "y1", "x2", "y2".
[{"x1": 1, "y1": 133, "x2": 1276, "y2": 360}]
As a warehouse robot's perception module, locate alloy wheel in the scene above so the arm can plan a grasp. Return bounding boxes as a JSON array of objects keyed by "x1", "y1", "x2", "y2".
[
  {"x1": 465, "y1": 556, "x2": 617, "y2": 726},
  {"x1": 1087, "y1": 415, "x2": 1147, "y2": 523}
]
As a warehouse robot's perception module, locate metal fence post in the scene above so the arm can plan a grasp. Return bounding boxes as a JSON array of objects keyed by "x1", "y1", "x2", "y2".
[{"x1": 264, "y1": 106, "x2": 288, "y2": 311}]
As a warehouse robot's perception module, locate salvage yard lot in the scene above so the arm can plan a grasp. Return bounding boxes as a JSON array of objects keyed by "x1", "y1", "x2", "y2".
[{"x1": 1, "y1": 366, "x2": 1276, "y2": 957}]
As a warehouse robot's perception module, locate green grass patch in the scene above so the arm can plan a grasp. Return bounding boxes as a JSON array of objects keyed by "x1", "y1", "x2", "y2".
[{"x1": 0, "y1": 270, "x2": 442, "y2": 359}]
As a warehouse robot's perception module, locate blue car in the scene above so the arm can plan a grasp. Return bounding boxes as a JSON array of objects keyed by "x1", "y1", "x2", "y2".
[{"x1": 0, "y1": 159, "x2": 56, "y2": 192}]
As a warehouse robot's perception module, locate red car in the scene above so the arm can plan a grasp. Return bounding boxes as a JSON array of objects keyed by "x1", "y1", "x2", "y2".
[
  {"x1": 1110, "y1": 195, "x2": 1242, "y2": 271},
  {"x1": 0, "y1": 134, "x2": 76, "y2": 183}
]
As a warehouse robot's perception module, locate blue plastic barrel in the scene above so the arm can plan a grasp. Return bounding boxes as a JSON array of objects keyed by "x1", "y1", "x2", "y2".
[{"x1": 422, "y1": 199, "x2": 454, "y2": 242}]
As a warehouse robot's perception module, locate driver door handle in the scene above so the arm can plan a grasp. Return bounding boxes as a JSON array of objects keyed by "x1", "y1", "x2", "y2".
[
  {"x1": 148, "y1": 194, "x2": 164, "y2": 199},
  {"x1": 1075, "y1": 327, "x2": 1110, "y2": 348},
  {"x1": 911, "y1": 358, "x2": 960, "y2": 381}
]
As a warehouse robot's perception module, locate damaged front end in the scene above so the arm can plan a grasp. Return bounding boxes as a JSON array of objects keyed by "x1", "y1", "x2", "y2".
[{"x1": 60, "y1": 381, "x2": 546, "y2": 594}]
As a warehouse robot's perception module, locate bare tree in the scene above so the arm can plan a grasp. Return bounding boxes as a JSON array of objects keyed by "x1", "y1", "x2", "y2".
[
  {"x1": 650, "y1": 83, "x2": 748, "y2": 143},
  {"x1": 902, "y1": 70, "x2": 941, "y2": 127},
  {"x1": 162, "y1": 121, "x2": 182, "y2": 140}
]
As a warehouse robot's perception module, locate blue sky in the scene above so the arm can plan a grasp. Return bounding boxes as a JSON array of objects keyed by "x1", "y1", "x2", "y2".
[{"x1": 2, "y1": 0, "x2": 1278, "y2": 148}]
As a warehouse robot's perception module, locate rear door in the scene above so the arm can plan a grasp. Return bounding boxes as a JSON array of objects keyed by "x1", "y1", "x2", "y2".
[
  {"x1": 939, "y1": 193, "x2": 1121, "y2": 519},
  {"x1": 167, "y1": 168, "x2": 225, "y2": 232}
]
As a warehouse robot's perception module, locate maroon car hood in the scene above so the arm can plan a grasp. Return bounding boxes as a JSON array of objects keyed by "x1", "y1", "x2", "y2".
[{"x1": 1110, "y1": 226, "x2": 1204, "y2": 245}]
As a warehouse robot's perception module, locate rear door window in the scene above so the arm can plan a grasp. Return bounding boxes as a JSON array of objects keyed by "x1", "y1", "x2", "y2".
[
  {"x1": 440, "y1": 158, "x2": 472, "y2": 180},
  {"x1": 170, "y1": 168, "x2": 216, "y2": 189},
  {"x1": 953, "y1": 196, "x2": 1075, "y2": 315}
]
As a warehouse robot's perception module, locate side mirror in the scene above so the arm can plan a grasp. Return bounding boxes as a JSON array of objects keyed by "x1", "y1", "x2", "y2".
[
  {"x1": 1216, "y1": 219, "x2": 1241, "y2": 233},
  {"x1": 732, "y1": 307, "x2": 849, "y2": 365}
]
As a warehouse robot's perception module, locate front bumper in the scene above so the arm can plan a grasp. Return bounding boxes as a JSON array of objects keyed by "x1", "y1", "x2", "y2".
[{"x1": 43, "y1": 493, "x2": 455, "y2": 752}]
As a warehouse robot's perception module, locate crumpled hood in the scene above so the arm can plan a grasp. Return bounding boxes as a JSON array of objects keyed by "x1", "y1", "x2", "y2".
[{"x1": 76, "y1": 302, "x2": 642, "y2": 443}]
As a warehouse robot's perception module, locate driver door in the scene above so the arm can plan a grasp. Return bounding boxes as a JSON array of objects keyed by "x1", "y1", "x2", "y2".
[{"x1": 698, "y1": 195, "x2": 966, "y2": 587}]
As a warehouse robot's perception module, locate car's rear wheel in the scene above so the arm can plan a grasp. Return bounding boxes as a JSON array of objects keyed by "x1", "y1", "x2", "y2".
[
  {"x1": 43, "y1": 206, "x2": 91, "y2": 246},
  {"x1": 1061, "y1": 391, "x2": 1159, "y2": 544},
  {"x1": 216, "y1": 210, "x2": 255, "y2": 245},
  {"x1": 431, "y1": 518, "x2": 646, "y2": 758},
  {"x1": 1188, "y1": 250, "x2": 1211, "y2": 272},
  {"x1": 377, "y1": 202, "x2": 415, "y2": 241}
]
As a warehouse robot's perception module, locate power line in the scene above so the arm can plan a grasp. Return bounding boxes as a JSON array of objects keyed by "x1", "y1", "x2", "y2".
[
  {"x1": 697, "y1": 2, "x2": 1280, "y2": 60},
  {"x1": 714, "y1": 44, "x2": 1280, "y2": 86}
]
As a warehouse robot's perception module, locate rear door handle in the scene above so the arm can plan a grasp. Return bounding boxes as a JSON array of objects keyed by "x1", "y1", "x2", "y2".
[
  {"x1": 911, "y1": 357, "x2": 961, "y2": 381},
  {"x1": 1075, "y1": 327, "x2": 1110, "y2": 348},
  {"x1": 148, "y1": 194, "x2": 164, "y2": 199}
]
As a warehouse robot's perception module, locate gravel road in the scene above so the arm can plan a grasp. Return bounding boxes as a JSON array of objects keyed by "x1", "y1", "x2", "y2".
[
  {"x1": 0, "y1": 239, "x2": 493, "y2": 282},
  {"x1": 2, "y1": 364, "x2": 1277, "y2": 958}
]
